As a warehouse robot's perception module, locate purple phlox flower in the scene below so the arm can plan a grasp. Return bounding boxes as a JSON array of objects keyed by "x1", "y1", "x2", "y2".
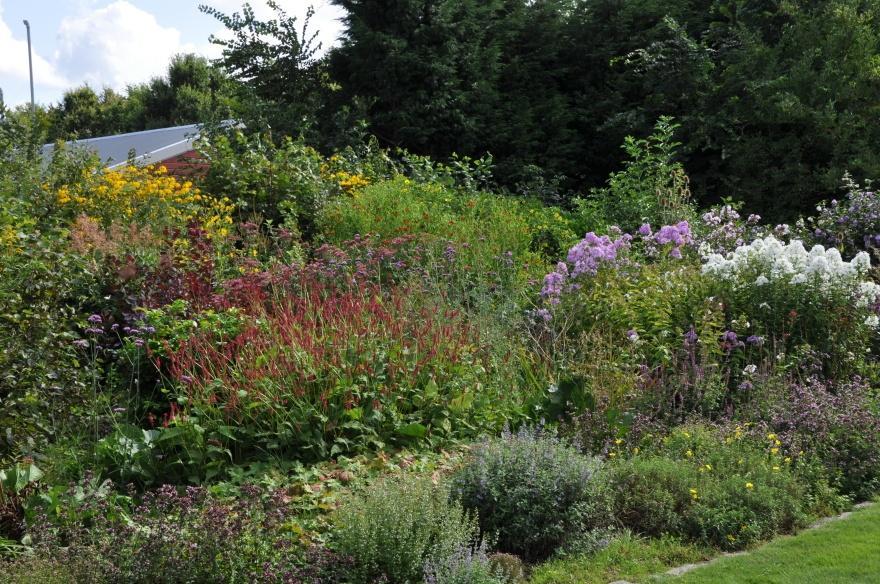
[
  {"x1": 721, "y1": 330, "x2": 743, "y2": 350},
  {"x1": 541, "y1": 262, "x2": 569, "y2": 303},
  {"x1": 534, "y1": 308, "x2": 552, "y2": 322},
  {"x1": 566, "y1": 232, "x2": 629, "y2": 277}
]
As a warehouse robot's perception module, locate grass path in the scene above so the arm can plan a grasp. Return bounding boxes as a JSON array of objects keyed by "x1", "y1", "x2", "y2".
[{"x1": 656, "y1": 501, "x2": 880, "y2": 583}]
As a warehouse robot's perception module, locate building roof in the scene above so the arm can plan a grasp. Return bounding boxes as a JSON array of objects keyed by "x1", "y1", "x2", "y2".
[{"x1": 41, "y1": 121, "x2": 236, "y2": 169}]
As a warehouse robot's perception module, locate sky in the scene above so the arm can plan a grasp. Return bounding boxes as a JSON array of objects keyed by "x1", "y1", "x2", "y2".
[{"x1": 0, "y1": 0, "x2": 345, "y2": 108}]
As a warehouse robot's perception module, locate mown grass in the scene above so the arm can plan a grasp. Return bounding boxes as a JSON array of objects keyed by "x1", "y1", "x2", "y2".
[
  {"x1": 658, "y1": 502, "x2": 880, "y2": 584},
  {"x1": 530, "y1": 502, "x2": 880, "y2": 584},
  {"x1": 528, "y1": 533, "x2": 711, "y2": 584}
]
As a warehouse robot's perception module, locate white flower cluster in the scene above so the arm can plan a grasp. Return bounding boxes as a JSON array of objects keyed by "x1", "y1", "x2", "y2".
[{"x1": 703, "y1": 235, "x2": 878, "y2": 299}]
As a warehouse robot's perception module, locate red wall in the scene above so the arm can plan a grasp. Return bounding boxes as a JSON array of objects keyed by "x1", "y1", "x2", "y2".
[{"x1": 160, "y1": 149, "x2": 210, "y2": 177}]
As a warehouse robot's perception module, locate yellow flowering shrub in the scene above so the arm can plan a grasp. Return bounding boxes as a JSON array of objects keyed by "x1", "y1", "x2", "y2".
[{"x1": 55, "y1": 165, "x2": 235, "y2": 238}]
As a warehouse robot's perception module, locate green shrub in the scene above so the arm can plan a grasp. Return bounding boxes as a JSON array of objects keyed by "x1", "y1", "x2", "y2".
[
  {"x1": 197, "y1": 130, "x2": 331, "y2": 235},
  {"x1": 423, "y1": 542, "x2": 507, "y2": 584},
  {"x1": 332, "y1": 475, "x2": 480, "y2": 584},
  {"x1": 573, "y1": 117, "x2": 695, "y2": 234},
  {"x1": 451, "y1": 426, "x2": 610, "y2": 562},
  {"x1": 318, "y1": 176, "x2": 575, "y2": 269},
  {"x1": 608, "y1": 424, "x2": 826, "y2": 550}
]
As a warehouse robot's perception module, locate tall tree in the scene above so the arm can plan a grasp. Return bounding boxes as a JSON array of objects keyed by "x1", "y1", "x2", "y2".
[{"x1": 199, "y1": 1, "x2": 325, "y2": 137}]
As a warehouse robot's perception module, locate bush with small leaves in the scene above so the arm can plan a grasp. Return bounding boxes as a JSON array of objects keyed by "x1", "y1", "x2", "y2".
[
  {"x1": 423, "y1": 542, "x2": 507, "y2": 584},
  {"x1": 332, "y1": 475, "x2": 480, "y2": 584},
  {"x1": 451, "y1": 426, "x2": 610, "y2": 562}
]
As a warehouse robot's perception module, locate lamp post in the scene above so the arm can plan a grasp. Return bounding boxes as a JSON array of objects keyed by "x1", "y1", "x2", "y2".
[{"x1": 23, "y1": 20, "x2": 35, "y2": 117}]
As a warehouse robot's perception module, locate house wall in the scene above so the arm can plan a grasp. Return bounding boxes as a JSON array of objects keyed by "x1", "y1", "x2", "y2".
[{"x1": 160, "y1": 150, "x2": 210, "y2": 177}]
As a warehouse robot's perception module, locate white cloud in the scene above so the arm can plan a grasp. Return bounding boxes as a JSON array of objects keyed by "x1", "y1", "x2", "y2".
[
  {"x1": 53, "y1": 1, "x2": 199, "y2": 91},
  {"x1": 0, "y1": 1, "x2": 68, "y2": 96}
]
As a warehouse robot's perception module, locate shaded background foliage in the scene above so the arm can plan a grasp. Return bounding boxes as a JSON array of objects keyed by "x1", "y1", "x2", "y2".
[{"x1": 7, "y1": 0, "x2": 880, "y2": 221}]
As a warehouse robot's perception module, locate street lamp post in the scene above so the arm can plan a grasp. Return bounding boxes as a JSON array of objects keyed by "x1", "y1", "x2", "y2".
[{"x1": 23, "y1": 19, "x2": 35, "y2": 117}]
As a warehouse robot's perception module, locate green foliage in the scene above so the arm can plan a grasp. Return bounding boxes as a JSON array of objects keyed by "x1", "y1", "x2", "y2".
[
  {"x1": 197, "y1": 129, "x2": 329, "y2": 233},
  {"x1": 318, "y1": 176, "x2": 575, "y2": 274},
  {"x1": 332, "y1": 475, "x2": 480, "y2": 584},
  {"x1": 0, "y1": 231, "x2": 97, "y2": 464},
  {"x1": 44, "y1": 54, "x2": 240, "y2": 142},
  {"x1": 658, "y1": 501, "x2": 880, "y2": 584},
  {"x1": 529, "y1": 533, "x2": 709, "y2": 584},
  {"x1": 199, "y1": 1, "x2": 326, "y2": 137},
  {"x1": 574, "y1": 117, "x2": 695, "y2": 233},
  {"x1": 608, "y1": 424, "x2": 841, "y2": 550},
  {"x1": 451, "y1": 426, "x2": 610, "y2": 562}
]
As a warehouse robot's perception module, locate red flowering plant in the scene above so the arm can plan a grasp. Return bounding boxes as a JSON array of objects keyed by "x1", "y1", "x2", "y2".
[{"x1": 163, "y1": 272, "x2": 530, "y2": 463}]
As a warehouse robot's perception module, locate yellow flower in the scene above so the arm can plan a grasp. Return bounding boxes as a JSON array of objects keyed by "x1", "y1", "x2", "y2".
[
  {"x1": 772, "y1": 466, "x2": 780, "y2": 472},
  {"x1": 685, "y1": 449, "x2": 693, "y2": 457},
  {"x1": 614, "y1": 438, "x2": 624, "y2": 445},
  {"x1": 767, "y1": 433, "x2": 777, "y2": 440},
  {"x1": 689, "y1": 488, "x2": 699, "y2": 500},
  {"x1": 745, "y1": 482, "x2": 754, "y2": 490},
  {"x1": 770, "y1": 447, "x2": 779, "y2": 455}
]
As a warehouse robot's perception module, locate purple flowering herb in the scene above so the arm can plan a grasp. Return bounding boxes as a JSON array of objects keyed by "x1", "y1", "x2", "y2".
[
  {"x1": 638, "y1": 223, "x2": 652, "y2": 237},
  {"x1": 87, "y1": 314, "x2": 103, "y2": 324},
  {"x1": 73, "y1": 339, "x2": 90, "y2": 349},
  {"x1": 746, "y1": 335, "x2": 764, "y2": 346},
  {"x1": 683, "y1": 327, "x2": 698, "y2": 346},
  {"x1": 535, "y1": 308, "x2": 552, "y2": 322}
]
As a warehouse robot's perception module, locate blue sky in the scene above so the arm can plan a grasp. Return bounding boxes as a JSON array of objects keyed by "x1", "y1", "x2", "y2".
[{"x1": 0, "y1": 0, "x2": 344, "y2": 107}]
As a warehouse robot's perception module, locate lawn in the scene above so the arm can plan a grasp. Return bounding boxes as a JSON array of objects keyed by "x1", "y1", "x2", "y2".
[
  {"x1": 659, "y1": 502, "x2": 880, "y2": 584},
  {"x1": 529, "y1": 534, "x2": 711, "y2": 584}
]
